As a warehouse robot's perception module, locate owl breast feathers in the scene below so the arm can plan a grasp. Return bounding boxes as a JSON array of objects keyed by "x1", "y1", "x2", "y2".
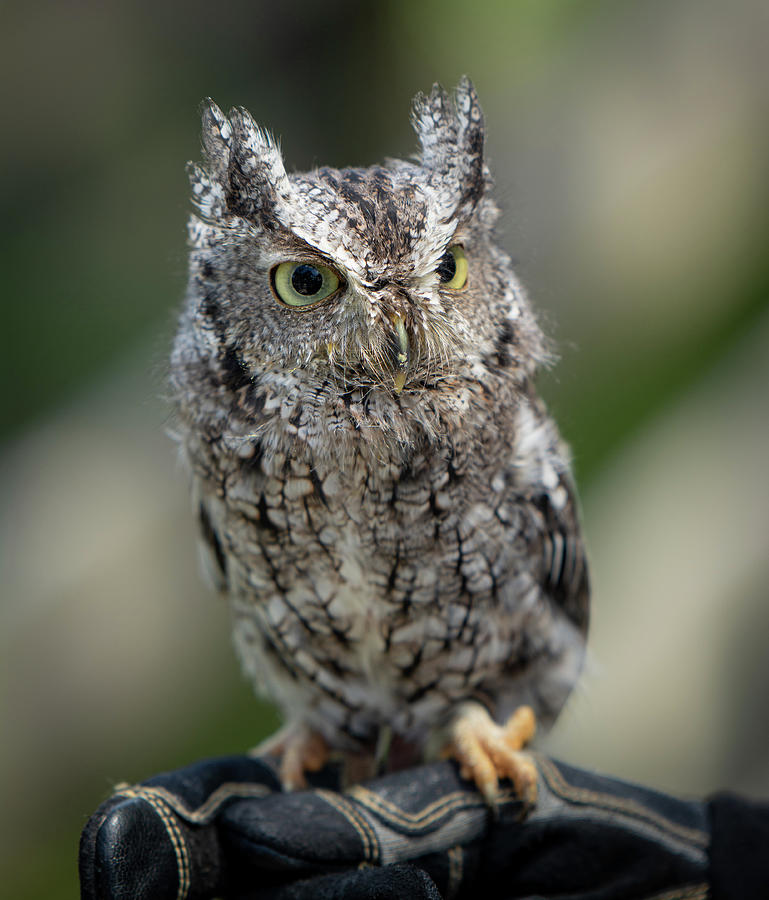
[{"x1": 171, "y1": 77, "x2": 589, "y2": 800}]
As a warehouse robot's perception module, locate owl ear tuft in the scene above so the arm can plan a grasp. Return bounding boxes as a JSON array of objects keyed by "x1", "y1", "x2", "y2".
[
  {"x1": 189, "y1": 100, "x2": 233, "y2": 220},
  {"x1": 193, "y1": 99, "x2": 292, "y2": 222},
  {"x1": 411, "y1": 82, "x2": 453, "y2": 163},
  {"x1": 187, "y1": 160, "x2": 228, "y2": 221},
  {"x1": 227, "y1": 107, "x2": 289, "y2": 190},
  {"x1": 411, "y1": 77, "x2": 490, "y2": 217},
  {"x1": 200, "y1": 99, "x2": 232, "y2": 175}
]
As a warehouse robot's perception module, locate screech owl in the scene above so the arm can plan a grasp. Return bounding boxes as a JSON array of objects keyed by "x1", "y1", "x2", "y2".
[{"x1": 171, "y1": 78, "x2": 589, "y2": 803}]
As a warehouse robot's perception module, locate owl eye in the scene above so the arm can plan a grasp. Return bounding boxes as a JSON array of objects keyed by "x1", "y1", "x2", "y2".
[
  {"x1": 271, "y1": 261, "x2": 341, "y2": 308},
  {"x1": 436, "y1": 245, "x2": 468, "y2": 290}
]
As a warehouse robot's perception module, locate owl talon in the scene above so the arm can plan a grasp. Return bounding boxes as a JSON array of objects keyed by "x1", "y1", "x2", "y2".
[
  {"x1": 251, "y1": 723, "x2": 329, "y2": 791},
  {"x1": 446, "y1": 702, "x2": 538, "y2": 807}
]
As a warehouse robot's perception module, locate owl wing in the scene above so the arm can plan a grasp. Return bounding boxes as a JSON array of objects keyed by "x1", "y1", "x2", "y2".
[
  {"x1": 532, "y1": 480, "x2": 590, "y2": 635},
  {"x1": 196, "y1": 496, "x2": 229, "y2": 594}
]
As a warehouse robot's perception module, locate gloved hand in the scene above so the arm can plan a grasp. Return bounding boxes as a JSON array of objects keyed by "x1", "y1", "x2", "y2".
[{"x1": 81, "y1": 750, "x2": 745, "y2": 899}]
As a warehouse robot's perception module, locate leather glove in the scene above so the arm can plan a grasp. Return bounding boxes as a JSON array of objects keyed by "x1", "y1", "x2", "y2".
[{"x1": 81, "y1": 751, "x2": 754, "y2": 899}]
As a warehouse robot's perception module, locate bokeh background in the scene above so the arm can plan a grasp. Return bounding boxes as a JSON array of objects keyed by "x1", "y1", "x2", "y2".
[{"x1": 2, "y1": 1, "x2": 768, "y2": 896}]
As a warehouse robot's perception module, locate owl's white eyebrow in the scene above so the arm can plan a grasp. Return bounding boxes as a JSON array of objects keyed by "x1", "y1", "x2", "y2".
[{"x1": 263, "y1": 232, "x2": 340, "y2": 268}]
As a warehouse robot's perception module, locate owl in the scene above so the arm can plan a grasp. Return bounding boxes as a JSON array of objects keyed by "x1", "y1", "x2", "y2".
[{"x1": 171, "y1": 78, "x2": 589, "y2": 804}]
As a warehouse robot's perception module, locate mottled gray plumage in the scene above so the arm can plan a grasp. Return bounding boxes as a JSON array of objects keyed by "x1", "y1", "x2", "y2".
[{"x1": 171, "y1": 79, "x2": 589, "y2": 788}]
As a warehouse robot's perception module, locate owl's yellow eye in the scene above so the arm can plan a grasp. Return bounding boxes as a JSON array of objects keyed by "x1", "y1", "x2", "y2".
[
  {"x1": 271, "y1": 261, "x2": 341, "y2": 308},
  {"x1": 436, "y1": 245, "x2": 468, "y2": 290}
]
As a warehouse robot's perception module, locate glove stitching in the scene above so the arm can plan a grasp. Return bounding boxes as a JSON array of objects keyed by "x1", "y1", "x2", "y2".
[
  {"x1": 536, "y1": 755, "x2": 709, "y2": 849},
  {"x1": 316, "y1": 789, "x2": 379, "y2": 863},
  {"x1": 186, "y1": 782, "x2": 273, "y2": 823},
  {"x1": 346, "y1": 784, "x2": 514, "y2": 831},
  {"x1": 642, "y1": 884, "x2": 709, "y2": 900},
  {"x1": 118, "y1": 787, "x2": 190, "y2": 900},
  {"x1": 114, "y1": 782, "x2": 273, "y2": 825}
]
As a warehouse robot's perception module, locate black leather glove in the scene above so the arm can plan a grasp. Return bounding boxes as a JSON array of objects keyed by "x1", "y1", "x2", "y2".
[{"x1": 80, "y1": 751, "x2": 767, "y2": 899}]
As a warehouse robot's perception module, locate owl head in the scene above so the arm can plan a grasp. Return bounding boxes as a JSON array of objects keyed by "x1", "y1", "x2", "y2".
[{"x1": 182, "y1": 78, "x2": 547, "y2": 405}]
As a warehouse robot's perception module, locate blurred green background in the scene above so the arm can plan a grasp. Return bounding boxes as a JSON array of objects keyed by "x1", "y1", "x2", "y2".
[{"x1": 2, "y1": 1, "x2": 768, "y2": 896}]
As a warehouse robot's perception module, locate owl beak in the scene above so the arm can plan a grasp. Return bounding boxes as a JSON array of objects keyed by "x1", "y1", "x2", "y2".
[{"x1": 391, "y1": 314, "x2": 409, "y2": 394}]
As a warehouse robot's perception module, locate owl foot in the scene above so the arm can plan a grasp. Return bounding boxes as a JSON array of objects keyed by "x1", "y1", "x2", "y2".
[
  {"x1": 444, "y1": 702, "x2": 538, "y2": 807},
  {"x1": 251, "y1": 722, "x2": 329, "y2": 791}
]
